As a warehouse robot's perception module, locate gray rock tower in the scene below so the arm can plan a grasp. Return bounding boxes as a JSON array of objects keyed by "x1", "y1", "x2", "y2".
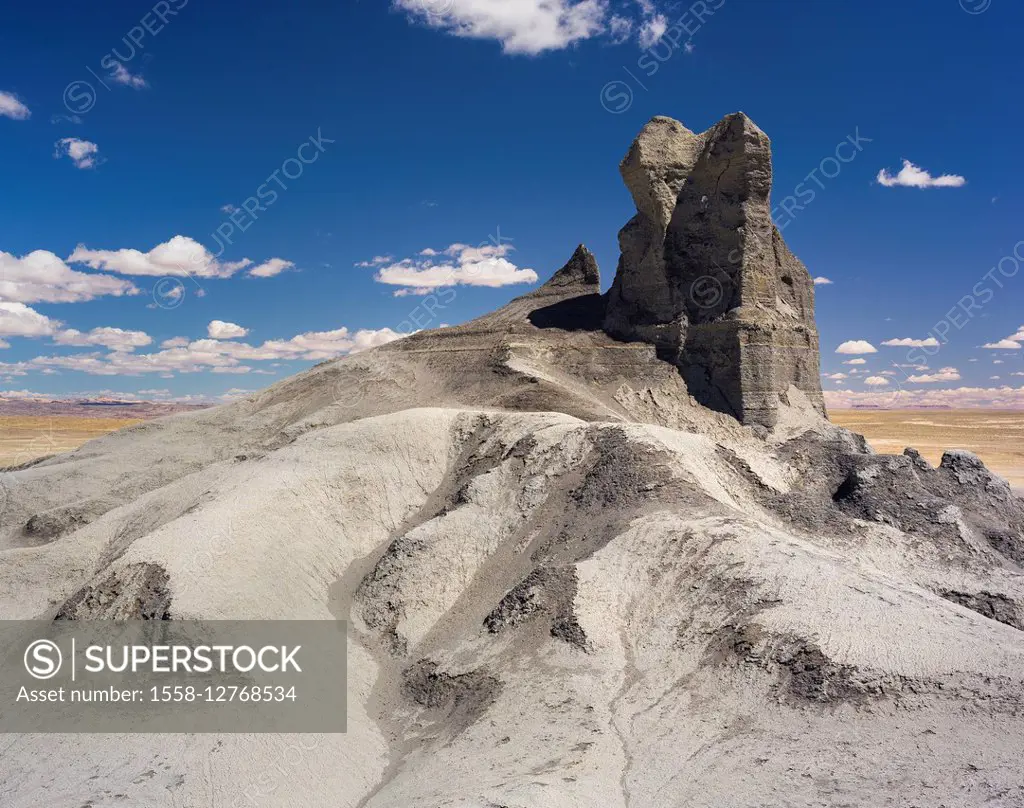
[{"x1": 604, "y1": 112, "x2": 825, "y2": 428}]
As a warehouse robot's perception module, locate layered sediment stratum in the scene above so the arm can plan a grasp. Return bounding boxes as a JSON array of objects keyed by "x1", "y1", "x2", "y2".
[
  {"x1": 605, "y1": 113, "x2": 824, "y2": 428},
  {"x1": 0, "y1": 115, "x2": 1022, "y2": 808}
]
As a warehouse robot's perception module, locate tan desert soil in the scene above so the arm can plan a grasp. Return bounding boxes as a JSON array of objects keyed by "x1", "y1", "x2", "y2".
[
  {"x1": 0, "y1": 416, "x2": 144, "y2": 468},
  {"x1": 833, "y1": 409, "x2": 1024, "y2": 490}
]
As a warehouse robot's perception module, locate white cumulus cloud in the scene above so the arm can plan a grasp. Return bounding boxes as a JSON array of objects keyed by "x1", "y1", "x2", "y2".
[
  {"x1": 68, "y1": 235, "x2": 293, "y2": 281},
  {"x1": 864, "y1": 376, "x2": 889, "y2": 386},
  {"x1": 247, "y1": 258, "x2": 295, "y2": 278},
  {"x1": 907, "y1": 367, "x2": 961, "y2": 384},
  {"x1": 982, "y1": 339, "x2": 1022, "y2": 350},
  {"x1": 394, "y1": 0, "x2": 608, "y2": 54},
  {"x1": 0, "y1": 90, "x2": 30, "y2": 120},
  {"x1": 881, "y1": 337, "x2": 940, "y2": 348},
  {"x1": 836, "y1": 340, "x2": 877, "y2": 355},
  {"x1": 208, "y1": 321, "x2": 249, "y2": 340},
  {"x1": 55, "y1": 138, "x2": 101, "y2": 169},
  {"x1": 0, "y1": 306, "x2": 153, "y2": 356},
  {"x1": 8, "y1": 324, "x2": 408, "y2": 378},
  {"x1": 0, "y1": 303, "x2": 59, "y2": 338},
  {"x1": 0, "y1": 251, "x2": 138, "y2": 304},
  {"x1": 876, "y1": 160, "x2": 966, "y2": 189},
  {"x1": 373, "y1": 242, "x2": 538, "y2": 296},
  {"x1": 53, "y1": 327, "x2": 152, "y2": 352}
]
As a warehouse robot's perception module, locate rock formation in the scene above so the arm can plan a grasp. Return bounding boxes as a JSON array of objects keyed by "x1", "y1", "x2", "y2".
[
  {"x1": 2, "y1": 115, "x2": 1023, "y2": 808},
  {"x1": 605, "y1": 113, "x2": 824, "y2": 428}
]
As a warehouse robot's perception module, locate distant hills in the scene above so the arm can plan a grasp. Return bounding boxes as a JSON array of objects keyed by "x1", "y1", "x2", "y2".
[{"x1": 0, "y1": 397, "x2": 210, "y2": 419}]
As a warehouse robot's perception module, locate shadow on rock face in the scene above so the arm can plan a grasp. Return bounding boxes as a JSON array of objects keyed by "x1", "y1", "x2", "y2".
[{"x1": 527, "y1": 293, "x2": 606, "y2": 332}]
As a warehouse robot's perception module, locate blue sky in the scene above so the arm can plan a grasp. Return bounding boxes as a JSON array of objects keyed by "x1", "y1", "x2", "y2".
[{"x1": 1, "y1": 0, "x2": 1022, "y2": 407}]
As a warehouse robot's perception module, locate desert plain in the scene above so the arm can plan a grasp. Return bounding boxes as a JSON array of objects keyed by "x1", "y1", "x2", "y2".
[
  {"x1": 0, "y1": 416, "x2": 143, "y2": 468},
  {"x1": 831, "y1": 409, "x2": 1024, "y2": 490}
]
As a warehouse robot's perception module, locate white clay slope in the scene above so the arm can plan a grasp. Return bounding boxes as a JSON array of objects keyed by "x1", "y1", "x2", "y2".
[{"x1": 1, "y1": 397, "x2": 1023, "y2": 806}]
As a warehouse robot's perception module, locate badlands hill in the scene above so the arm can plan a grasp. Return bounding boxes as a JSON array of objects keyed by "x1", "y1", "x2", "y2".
[{"x1": 2, "y1": 113, "x2": 1024, "y2": 808}]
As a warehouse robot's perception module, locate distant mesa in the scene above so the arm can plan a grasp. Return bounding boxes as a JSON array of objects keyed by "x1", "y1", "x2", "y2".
[
  {"x1": 0, "y1": 398, "x2": 206, "y2": 419},
  {"x1": 77, "y1": 400, "x2": 140, "y2": 407}
]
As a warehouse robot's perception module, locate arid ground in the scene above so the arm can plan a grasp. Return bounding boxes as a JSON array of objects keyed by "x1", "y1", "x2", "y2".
[
  {"x1": 0, "y1": 416, "x2": 142, "y2": 468},
  {"x1": 3, "y1": 409, "x2": 1021, "y2": 490},
  {"x1": 832, "y1": 409, "x2": 1024, "y2": 490}
]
